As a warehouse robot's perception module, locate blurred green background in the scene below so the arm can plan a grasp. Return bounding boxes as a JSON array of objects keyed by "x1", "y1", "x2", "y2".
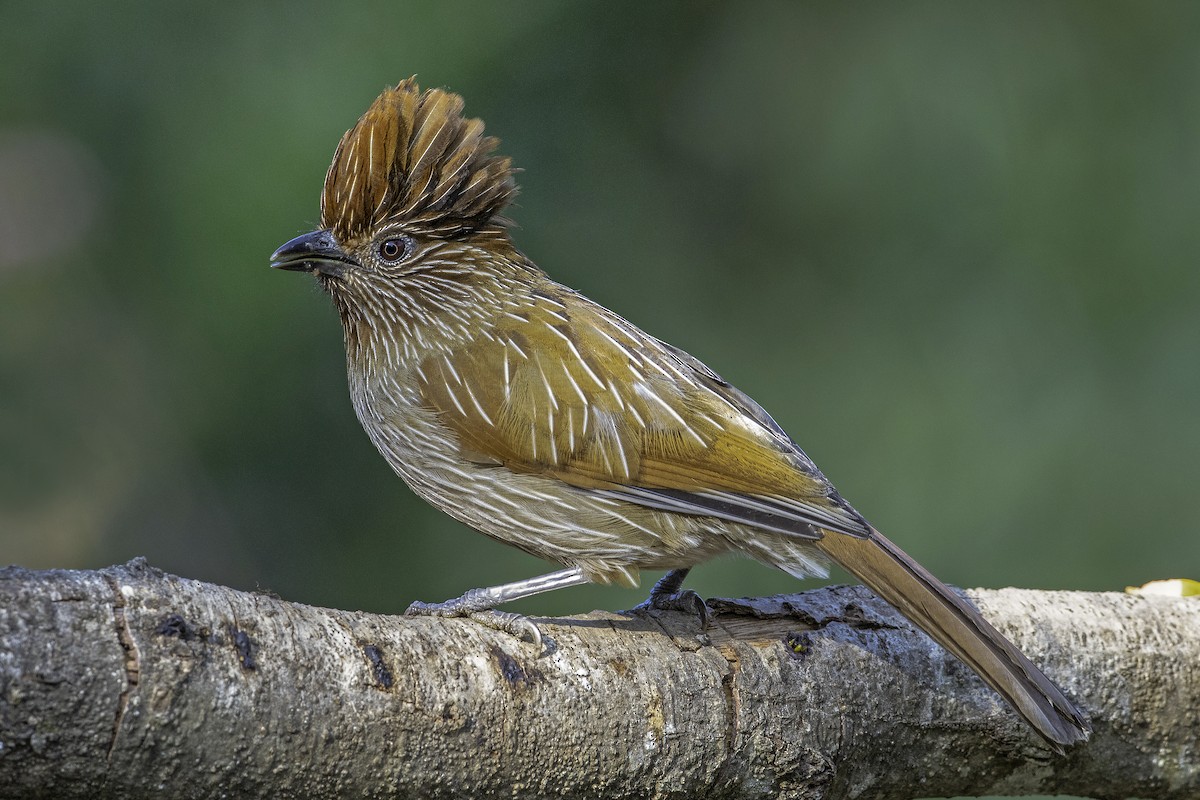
[{"x1": 2, "y1": 2, "x2": 1197, "y2": 623}]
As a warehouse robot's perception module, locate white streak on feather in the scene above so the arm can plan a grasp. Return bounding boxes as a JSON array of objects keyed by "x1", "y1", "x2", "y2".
[
  {"x1": 596, "y1": 434, "x2": 614, "y2": 474},
  {"x1": 536, "y1": 357, "x2": 559, "y2": 411},
  {"x1": 544, "y1": 323, "x2": 571, "y2": 343},
  {"x1": 407, "y1": 115, "x2": 452, "y2": 207},
  {"x1": 592, "y1": 408, "x2": 630, "y2": 479},
  {"x1": 507, "y1": 338, "x2": 528, "y2": 359},
  {"x1": 605, "y1": 379, "x2": 626, "y2": 411},
  {"x1": 611, "y1": 432, "x2": 630, "y2": 479},
  {"x1": 536, "y1": 292, "x2": 567, "y2": 308},
  {"x1": 502, "y1": 347, "x2": 512, "y2": 401},
  {"x1": 562, "y1": 367, "x2": 588, "y2": 406},
  {"x1": 627, "y1": 393, "x2": 648, "y2": 427},
  {"x1": 641, "y1": 356, "x2": 673, "y2": 379},
  {"x1": 593, "y1": 326, "x2": 639, "y2": 362},
  {"x1": 562, "y1": 337, "x2": 605, "y2": 388},
  {"x1": 441, "y1": 378, "x2": 468, "y2": 417},
  {"x1": 461, "y1": 380, "x2": 493, "y2": 426},
  {"x1": 369, "y1": 125, "x2": 389, "y2": 217},
  {"x1": 605, "y1": 508, "x2": 661, "y2": 541},
  {"x1": 635, "y1": 382, "x2": 706, "y2": 446}
]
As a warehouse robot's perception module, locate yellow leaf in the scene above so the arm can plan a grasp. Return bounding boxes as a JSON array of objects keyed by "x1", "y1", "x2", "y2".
[{"x1": 1125, "y1": 578, "x2": 1200, "y2": 597}]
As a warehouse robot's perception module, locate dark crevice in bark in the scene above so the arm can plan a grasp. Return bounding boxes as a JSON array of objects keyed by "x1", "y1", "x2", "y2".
[{"x1": 101, "y1": 572, "x2": 140, "y2": 760}]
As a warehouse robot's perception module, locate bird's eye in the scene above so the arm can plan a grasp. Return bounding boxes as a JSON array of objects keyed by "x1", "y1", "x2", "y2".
[{"x1": 378, "y1": 236, "x2": 412, "y2": 263}]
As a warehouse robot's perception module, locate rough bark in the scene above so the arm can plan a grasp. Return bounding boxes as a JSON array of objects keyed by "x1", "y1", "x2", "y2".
[{"x1": 0, "y1": 559, "x2": 1195, "y2": 799}]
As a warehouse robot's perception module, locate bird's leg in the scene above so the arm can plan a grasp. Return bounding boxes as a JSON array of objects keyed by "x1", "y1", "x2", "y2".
[
  {"x1": 630, "y1": 568, "x2": 711, "y2": 628},
  {"x1": 405, "y1": 567, "x2": 589, "y2": 646},
  {"x1": 647, "y1": 567, "x2": 691, "y2": 598}
]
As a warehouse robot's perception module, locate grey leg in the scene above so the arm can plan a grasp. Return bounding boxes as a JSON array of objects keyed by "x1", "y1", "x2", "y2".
[
  {"x1": 406, "y1": 567, "x2": 590, "y2": 645},
  {"x1": 648, "y1": 568, "x2": 691, "y2": 598}
]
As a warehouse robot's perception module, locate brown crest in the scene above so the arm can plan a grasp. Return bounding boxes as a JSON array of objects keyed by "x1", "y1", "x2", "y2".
[{"x1": 320, "y1": 78, "x2": 517, "y2": 243}]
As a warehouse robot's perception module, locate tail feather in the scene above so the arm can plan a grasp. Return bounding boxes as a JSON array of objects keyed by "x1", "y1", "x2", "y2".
[{"x1": 814, "y1": 527, "x2": 1091, "y2": 751}]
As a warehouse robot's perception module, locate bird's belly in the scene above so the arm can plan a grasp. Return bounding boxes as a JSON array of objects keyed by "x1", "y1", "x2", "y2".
[
  {"x1": 349, "y1": 381, "x2": 828, "y2": 585},
  {"x1": 349, "y1": 384, "x2": 738, "y2": 583}
]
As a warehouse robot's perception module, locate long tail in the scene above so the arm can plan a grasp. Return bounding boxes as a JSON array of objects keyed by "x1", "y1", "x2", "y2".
[{"x1": 814, "y1": 527, "x2": 1091, "y2": 751}]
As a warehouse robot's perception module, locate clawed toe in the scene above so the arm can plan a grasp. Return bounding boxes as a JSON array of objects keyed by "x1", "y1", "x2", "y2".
[
  {"x1": 404, "y1": 600, "x2": 444, "y2": 616},
  {"x1": 405, "y1": 600, "x2": 544, "y2": 646},
  {"x1": 469, "y1": 610, "x2": 543, "y2": 646}
]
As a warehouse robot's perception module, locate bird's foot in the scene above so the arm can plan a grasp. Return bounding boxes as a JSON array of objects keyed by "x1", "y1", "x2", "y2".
[
  {"x1": 630, "y1": 588, "x2": 712, "y2": 629},
  {"x1": 627, "y1": 568, "x2": 711, "y2": 628},
  {"x1": 406, "y1": 599, "x2": 543, "y2": 646},
  {"x1": 402, "y1": 571, "x2": 591, "y2": 649}
]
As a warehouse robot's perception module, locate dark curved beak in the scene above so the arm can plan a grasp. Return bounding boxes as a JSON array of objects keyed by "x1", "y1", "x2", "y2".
[{"x1": 270, "y1": 230, "x2": 357, "y2": 277}]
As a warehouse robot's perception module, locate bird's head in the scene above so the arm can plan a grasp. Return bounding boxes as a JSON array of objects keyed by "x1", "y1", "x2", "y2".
[{"x1": 271, "y1": 78, "x2": 520, "y2": 314}]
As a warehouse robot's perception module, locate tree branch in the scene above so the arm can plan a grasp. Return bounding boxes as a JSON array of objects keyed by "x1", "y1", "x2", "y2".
[{"x1": 0, "y1": 560, "x2": 1195, "y2": 799}]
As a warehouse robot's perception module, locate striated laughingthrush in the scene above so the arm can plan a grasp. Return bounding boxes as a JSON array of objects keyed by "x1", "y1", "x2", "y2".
[{"x1": 271, "y1": 79, "x2": 1090, "y2": 750}]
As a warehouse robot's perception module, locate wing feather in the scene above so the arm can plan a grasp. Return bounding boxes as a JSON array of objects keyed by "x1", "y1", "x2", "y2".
[{"x1": 417, "y1": 282, "x2": 869, "y2": 539}]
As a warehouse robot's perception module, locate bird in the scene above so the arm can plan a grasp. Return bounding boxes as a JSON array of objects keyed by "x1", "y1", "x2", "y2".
[{"x1": 271, "y1": 78, "x2": 1090, "y2": 751}]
